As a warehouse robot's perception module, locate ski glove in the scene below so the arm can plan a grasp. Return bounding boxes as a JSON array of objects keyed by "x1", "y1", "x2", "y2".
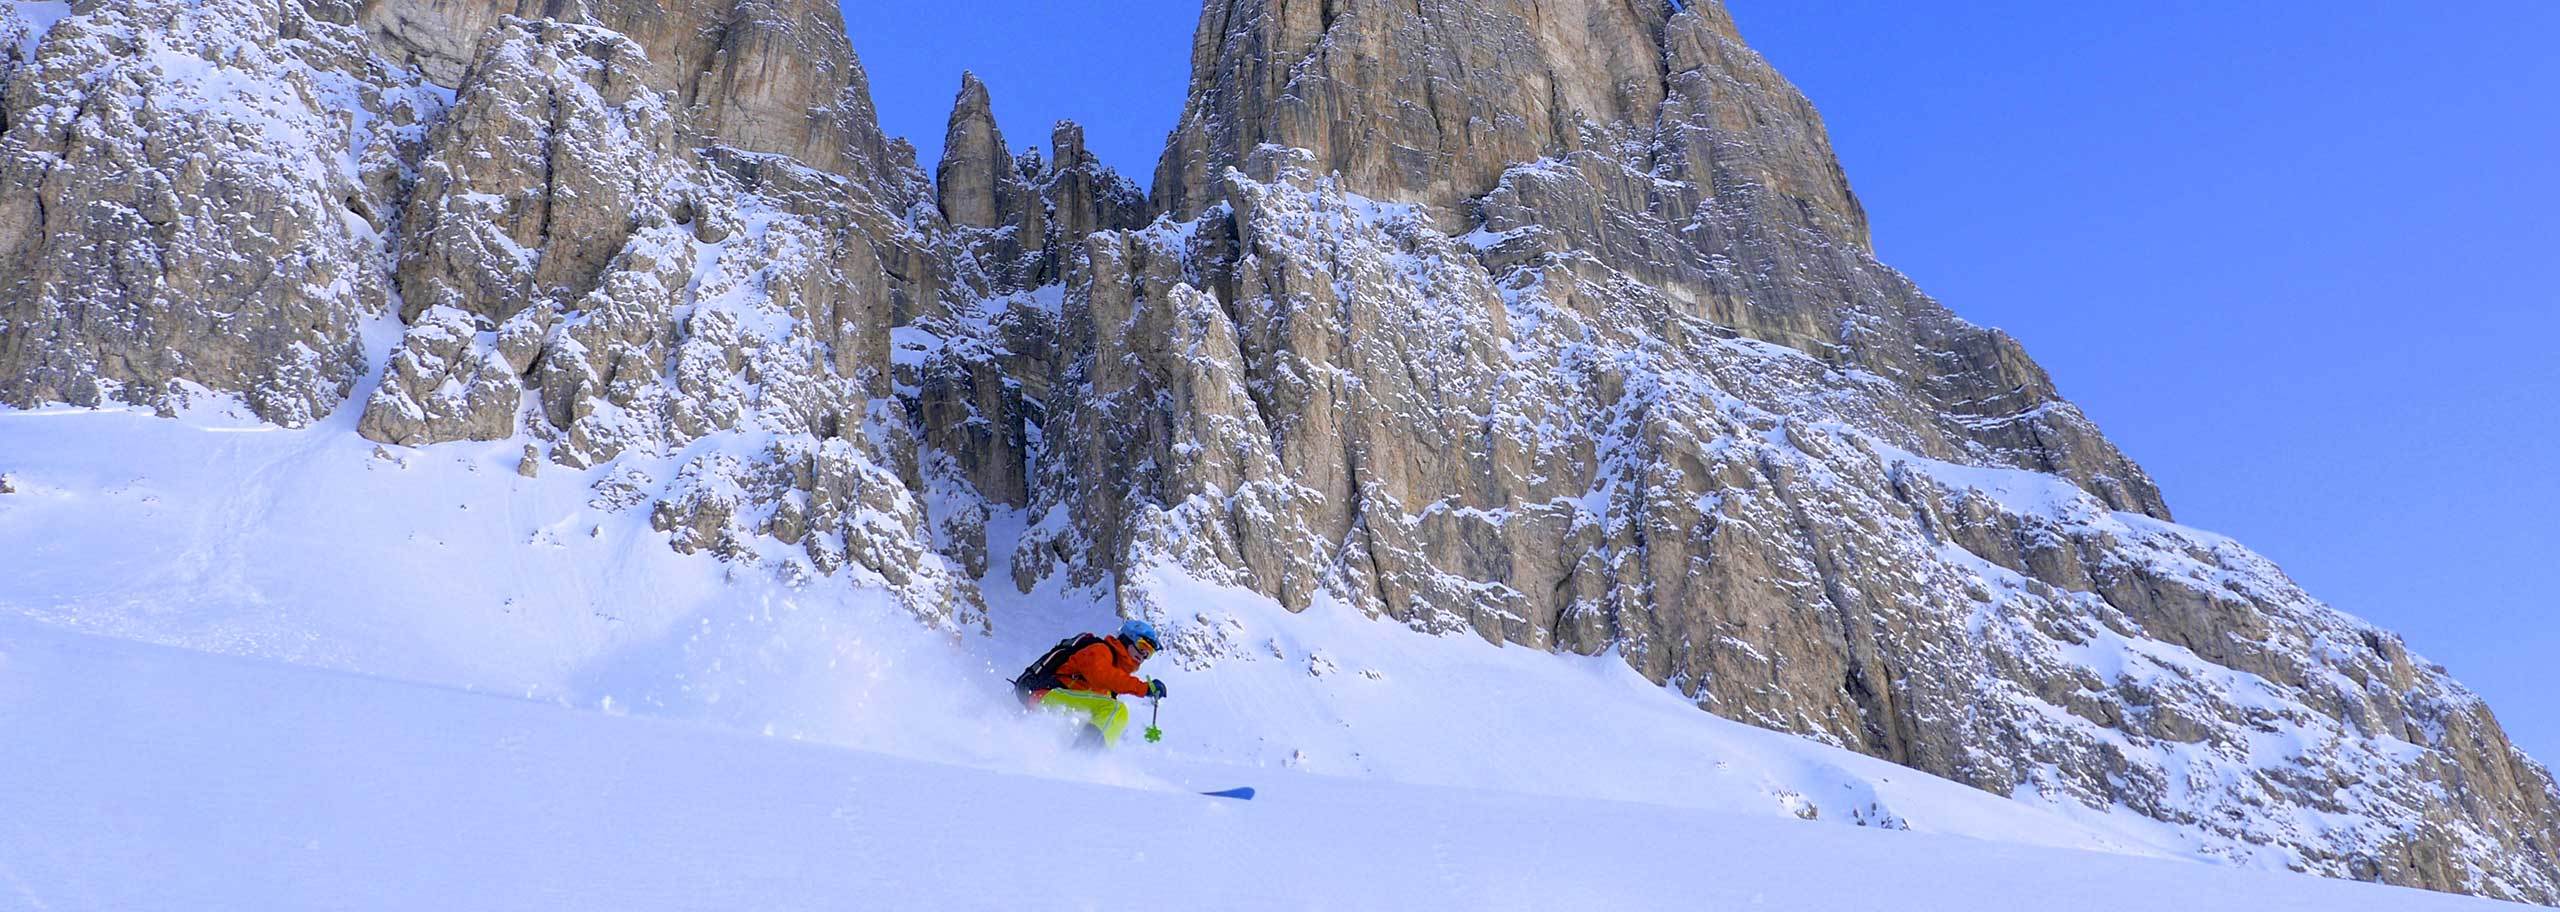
[{"x1": 1148, "y1": 679, "x2": 1168, "y2": 699}]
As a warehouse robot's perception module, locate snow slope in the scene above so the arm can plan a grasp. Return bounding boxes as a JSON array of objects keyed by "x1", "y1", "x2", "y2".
[
  {"x1": 0, "y1": 403, "x2": 2147, "y2": 846},
  {"x1": 0, "y1": 401, "x2": 2530, "y2": 908},
  {"x1": 0, "y1": 615, "x2": 2521, "y2": 912}
]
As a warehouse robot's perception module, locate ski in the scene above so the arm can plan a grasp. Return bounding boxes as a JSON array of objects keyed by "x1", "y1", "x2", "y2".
[{"x1": 1199, "y1": 787, "x2": 1256, "y2": 800}]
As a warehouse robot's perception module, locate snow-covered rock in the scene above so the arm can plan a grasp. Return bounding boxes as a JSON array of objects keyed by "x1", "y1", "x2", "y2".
[
  {"x1": 1006, "y1": 1, "x2": 2558, "y2": 899},
  {"x1": 0, "y1": 0, "x2": 435, "y2": 425}
]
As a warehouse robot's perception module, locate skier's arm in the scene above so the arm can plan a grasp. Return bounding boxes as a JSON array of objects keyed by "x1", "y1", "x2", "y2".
[{"x1": 1056, "y1": 644, "x2": 1151, "y2": 697}]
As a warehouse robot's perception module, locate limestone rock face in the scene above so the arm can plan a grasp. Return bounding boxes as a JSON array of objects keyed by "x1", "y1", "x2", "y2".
[
  {"x1": 357, "y1": 0, "x2": 894, "y2": 181},
  {"x1": 1, "y1": 6, "x2": 32, "y2": 102},
  {"x1": 999, "y1": 1, "x2": 2557, "y2": 902},
  {"x1": 935, "y1": 73, "x2": 1032, "y2": 229},
  {"x1": 356, "y1": 305, "x2": 525, "y2": 445},
  {"x1": 1153, "y1": 0, "x2": 1681, "y2": 226},
  {"x1": 0, "y1": 0, "x2": 432, "y2": 426},
  {"x1": 0, "y1": 0, "x2": 974, "y2": 629},
  {"x1": 1041, "y1": 121, "x2": 1151, "y2": 253},
  {"x1": 392, "y1": 16, "x2": 685, "y2": 324},
  {"x1": 900, "y1": 82, "x2": 1150, "y2": 522},
  {"x1": 1027, "y1": 149, "x2": 2560, "y2": 903},
  {"x1": 930, "y1": 79, "x2": 1149, "y2": 297},
  {"x1": 934, "y1": 73, "x2": 1048, "y2": 286}
]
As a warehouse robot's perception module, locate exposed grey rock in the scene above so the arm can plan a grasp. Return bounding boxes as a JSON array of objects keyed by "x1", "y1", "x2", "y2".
[
  {"x1": 935, "y1": 73, "x2": 1038, "y2": 231},
  {"x1": 1040, "y1": 121, "x2": 1151, "y2": 254},
  {"x1": 0, "y1": 0, "x2": 432, "y2": 426},
  {"x1": 1153, "y1": 0, "x2": 1675, "y2": 225},
  {"x1": 1030, "y1": 142, "x2": 2560, "y2": 902},
  {"x1": 391, "y1": 16, "x2": 684, "y2": 325},
  {"x1": 358, "y1": 0, "x2": 895, "y2": 182},
  {"x1": 933, "y1": 72, "x2": 1047, "y2": 287},
  {"x1": 902, "y1": 89, "x2": 1150, "y2": 519},
  {"x1": 1009, "y1": 1, "x2": 2560, "y2": 901},
  {"x1": 1, "y1": 6, "x2": 31, "y2": 109},
  {"x1": 356, "y1": 305, "x2": 523, "y2": 445},
  {"x1": 347, "y1": 0, "x2": 979, "y2": 630}
]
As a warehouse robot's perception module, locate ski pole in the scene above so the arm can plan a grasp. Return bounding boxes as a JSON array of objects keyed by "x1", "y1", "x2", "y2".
[{"x1": 1145, "y1": 695, "x2": 1163, "y2": 743}]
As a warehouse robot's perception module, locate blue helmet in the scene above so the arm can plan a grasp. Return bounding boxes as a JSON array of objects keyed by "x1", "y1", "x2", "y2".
[{"x1": 1117, "y1": 619, "x2": 1161, "y2": 650}]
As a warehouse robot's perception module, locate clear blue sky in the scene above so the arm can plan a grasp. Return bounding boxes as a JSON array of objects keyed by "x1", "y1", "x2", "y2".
[{"x1": 844, "y1": 2, "x2": 2560, "y2": 762}]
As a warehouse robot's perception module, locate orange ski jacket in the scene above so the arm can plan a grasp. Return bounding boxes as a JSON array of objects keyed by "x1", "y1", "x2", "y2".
[{"x1": 1049, "y1": 636, "x2": 1151, "y2": 698}]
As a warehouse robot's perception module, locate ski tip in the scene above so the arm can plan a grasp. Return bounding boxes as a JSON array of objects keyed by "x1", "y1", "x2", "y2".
[{"x1": 1199, "y1": 787, "x2": 1256, "y2": 800}]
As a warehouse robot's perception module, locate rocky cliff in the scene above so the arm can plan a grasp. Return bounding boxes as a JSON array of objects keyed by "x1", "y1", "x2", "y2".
[
  {"x1": 0, "y1": 0, "x2": 2551, "y2": 901},
  {"x1": 1019, "y1": 0, "x2": 2560, "y2": 899}
]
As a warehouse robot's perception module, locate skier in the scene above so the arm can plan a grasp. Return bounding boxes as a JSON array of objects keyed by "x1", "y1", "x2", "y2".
[{"x1": 1011, "y1": 620, "x2": 1169, "y2": 748}]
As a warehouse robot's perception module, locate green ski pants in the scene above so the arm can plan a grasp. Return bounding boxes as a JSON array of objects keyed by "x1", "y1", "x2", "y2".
[{"x1": 1037, "y1": 689, "x2": 1132, "y2": 746}]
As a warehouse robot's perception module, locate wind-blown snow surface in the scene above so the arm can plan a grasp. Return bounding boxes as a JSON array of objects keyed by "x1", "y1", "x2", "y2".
[
  {"x1": 0, "y1": 402, "x2": 2526, "y2": 908},
  {"x1": 0, "y1": 616, "x2": 2521, "y2": 911}
]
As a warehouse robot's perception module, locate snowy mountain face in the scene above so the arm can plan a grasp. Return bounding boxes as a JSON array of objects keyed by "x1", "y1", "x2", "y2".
[{"x1": 0, "y1": 0, "x2": 2554, "y2": 904}]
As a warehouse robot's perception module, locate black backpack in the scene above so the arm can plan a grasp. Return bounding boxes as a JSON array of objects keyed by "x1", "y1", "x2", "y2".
[{"x1": 1011, "y1": 633, "x2": 1104, "y2": 701}]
